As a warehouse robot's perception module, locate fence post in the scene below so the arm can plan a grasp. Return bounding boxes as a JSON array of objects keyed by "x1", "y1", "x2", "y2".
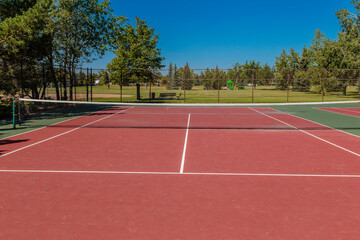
[
  {"x1": 74, "y1": 69, "x2": 77, "y2": 101},
  {"x1": 252, "y1": 70, "x2": 255, "y2": 103},
  {"x1": 218, "y1": 75, "x2": 220, "y2": 103},
  {"x1": 63, "y1": 66, "x2": 67, "y2": 100},
  {"x1": 322, "y1": 69, "x2": 326, "y2": 102},
  {"x1": 184, "y1": 77, "x2": 186, "y2": 103},
  {"x1": 86, "y1": 68, "x2": 89, "y2": 102},
  {"x1": 20, "y1": 61, "x2": 24, "y2": 98},
  {"x1": 358, "y1": 69, "x2": 360, "y2": 100},
  {"x1": 149, "y1": 77, "x2": 152, "y2": 103},
  {"x1": 59, "y1": 66, "x2": 63, "y2": 100},
  {"x1": 120, "y1": 70, "x2": 123, "y2": 102},
  {"x1": 90, "y1": 68, "x2": 93, "y2": 102},
  {"x1": 42, "y1": 63, "x2": 46, "y2": 99},
  {"x1": 18, "y1": 99, "x2": 21, "y2": 126},
  {"x1": 287, "y1": 69, "x2": 290, "y2": 103}
]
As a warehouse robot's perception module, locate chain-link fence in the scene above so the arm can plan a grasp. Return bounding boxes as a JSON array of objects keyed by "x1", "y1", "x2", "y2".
[{"x1": 3, "y1": 66, "x2": 360, "y2": 103}]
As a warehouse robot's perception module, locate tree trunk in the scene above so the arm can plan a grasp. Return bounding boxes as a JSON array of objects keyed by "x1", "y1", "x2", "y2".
[
  {"x1": 343, "y1": 85, "x2": 347, "y2": 95},
  {"x1": 40, "y1": 63, "x2": 46, "y2": 99},
  {"x1": 47, "y1": 56, "x2": 60, "y2": 100},
  {"x1": 136, "y1": 83, "x2": 141, "y2": 100},
  {"x1": 63, "y1": 66, "x2": 67, "y2": 100}
]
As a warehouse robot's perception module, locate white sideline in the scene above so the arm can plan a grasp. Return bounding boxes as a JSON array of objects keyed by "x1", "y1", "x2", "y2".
[
  {"x1": 0, "y1": 107, "x2": 133, "y2": 158},
  {"x1": 295, "y1": 108, "x2": 360, "y2": 139},
  {"x1": 249, "y1": 107, "x2": 360, "y2": 158},
  {"x1": 180, "y1": 114, "x2": 191, "y2": 173},
  {"x1": 2, "y1": 169, "x2": 360, "y2": 178}
]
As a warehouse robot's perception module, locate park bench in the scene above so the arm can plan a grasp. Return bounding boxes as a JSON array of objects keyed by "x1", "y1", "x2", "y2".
[{"x1": 158, "y1": 92, "x2": 182, "y2": 100}]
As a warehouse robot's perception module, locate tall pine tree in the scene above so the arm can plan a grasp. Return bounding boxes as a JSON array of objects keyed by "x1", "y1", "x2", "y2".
[
  {"x1": 167, "y1": 62, "x2": 173, "y2": 89},
  {"x1": 181, "y1": 62, "x2": 193, "y2": 90}
]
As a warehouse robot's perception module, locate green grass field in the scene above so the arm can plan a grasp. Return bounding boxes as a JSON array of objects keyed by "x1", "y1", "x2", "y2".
[{"x1": 45, "y1": 85, "x2": 360, "y2": 103}]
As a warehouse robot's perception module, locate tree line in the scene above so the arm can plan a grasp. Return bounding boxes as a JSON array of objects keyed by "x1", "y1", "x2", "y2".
[
  {"x1": 273, "y1": 0, "x2": 360, "y2": 95},
  {"x1": 0, "y1": 0, "x2": 163, "y2": 100},
  {"x1": 1, "y1": 0, "x2": 360, "y2": 101}
]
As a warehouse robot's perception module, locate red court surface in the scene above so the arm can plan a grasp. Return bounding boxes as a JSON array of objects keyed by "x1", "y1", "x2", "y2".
[
  {"x1": 1, "y1": 107, "x2": 360, "y2": 239},
  {"x1": 317, "y1": 107, "x2": 360, "y2": 117}
]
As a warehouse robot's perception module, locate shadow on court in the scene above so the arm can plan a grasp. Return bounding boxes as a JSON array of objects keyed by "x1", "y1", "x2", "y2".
[{"x1": 0, "y1": 139, "x2": 29, "y2": 146}]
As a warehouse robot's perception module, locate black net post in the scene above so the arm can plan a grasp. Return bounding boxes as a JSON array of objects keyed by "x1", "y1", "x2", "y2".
[
  {"x1": 86, "y1": 68, "x2": 89, "y2": 102},
  {"x1": 252, "y1": 70, "x2": 255, "y2": 103}
]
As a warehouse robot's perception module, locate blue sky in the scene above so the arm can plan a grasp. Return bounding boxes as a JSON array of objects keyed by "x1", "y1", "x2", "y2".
[{"x1": 89, "y1": 0, "x2": 354, "y2": 69}]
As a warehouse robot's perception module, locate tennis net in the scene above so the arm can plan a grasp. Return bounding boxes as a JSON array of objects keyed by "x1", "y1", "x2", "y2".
[{"x1": 11, "y1": 98, "x2": 360, "y2": 134}]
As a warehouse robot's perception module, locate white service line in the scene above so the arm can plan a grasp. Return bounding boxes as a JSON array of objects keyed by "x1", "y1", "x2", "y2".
[
  {"x1": 0, "y1": 107, "x2": 133, "y2": 158},
  {"x1": 249, "y1": 107, "x2": 360, "y2": 158},
  {"x1": 2, "y1": 169, "x2": 360, "y2": 178},
  {"x1": 180, "y1": 114, "x2": 191, "y2": 173}
]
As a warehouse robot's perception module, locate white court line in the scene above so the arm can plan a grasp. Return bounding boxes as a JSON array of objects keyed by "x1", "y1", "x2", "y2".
[
  {"x1": 276, "y1": 107, "x2": 360, "y2": 139},
  {"x1": 0, "y1": 107, "x2": 133, "y2": 158},
  {"x1": 2, "y1": 169, "x2": 360, "y2": 178},
  {"x1": 298, "y1": 108, "x2": 360, "y2": 139},
  {"x1": 180, "y1": 114, "x2": 191, "y2": 173},
  {"x1": 249, "y1": 107, "x2": 360, "y2": 158}
]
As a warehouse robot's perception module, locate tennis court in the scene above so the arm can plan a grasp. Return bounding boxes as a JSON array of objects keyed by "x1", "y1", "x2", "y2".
[{"x1": 1, "y1": 100, "x2": 360, "y2": 239}]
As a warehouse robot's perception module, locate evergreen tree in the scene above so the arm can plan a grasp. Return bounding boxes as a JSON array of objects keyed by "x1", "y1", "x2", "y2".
[
  {"x1": 293, "y1": 47, "x2": 313, "y2": 92},
  {"x1": 108, "y1": 17, "x2": 164, "y2": 85},
  {"x1": 172, "y1": 64, "x2": 181, "y2": 89},
  {"x1": 275, "y1": 49, "x2": 300, "y2": 90},
  {"x1": 200, "y1": 68, "x2": 213, "y2": 90},
  {"x1": 240, "y1": 60, "x2": 261, "y2": 89},
  {"x1": 167, "y1": 62, "x2": 174, "y2": 89},
  {"x1": 180, "y1": 62, "x2": 193, "y2": 90}
]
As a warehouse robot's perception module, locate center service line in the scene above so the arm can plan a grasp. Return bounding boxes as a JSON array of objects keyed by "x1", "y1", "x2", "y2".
[{"x1": 180, "y1": 114, "x2": 191, "y2": 173}]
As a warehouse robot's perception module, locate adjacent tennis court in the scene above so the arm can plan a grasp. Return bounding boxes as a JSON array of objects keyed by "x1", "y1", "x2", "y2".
[
  {"x1": 317, "y1": 107, "x2": 360, "y2": 118},
  {"x1": 1, "y1": 100, "x2": 360, "y2": 239}
]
